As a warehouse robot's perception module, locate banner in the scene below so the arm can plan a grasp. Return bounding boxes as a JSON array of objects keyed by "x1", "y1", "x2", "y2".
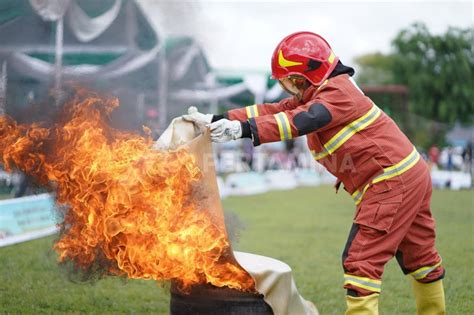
[{"x1": 0, "y1": 194, "x2": 58, "y2": 247}]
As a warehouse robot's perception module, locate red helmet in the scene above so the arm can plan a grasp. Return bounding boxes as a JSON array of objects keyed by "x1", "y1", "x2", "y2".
[{"x1": 271, "y1": 31, "x2": 339, "y2": 86}]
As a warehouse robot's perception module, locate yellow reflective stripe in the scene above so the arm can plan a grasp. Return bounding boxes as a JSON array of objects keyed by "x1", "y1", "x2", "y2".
[
  {"x1": 328, "y1": 51, "x2": 335, "y2": 64},
  {"x1": 325, "y1": 105, "x2": 381, "y2": 155},
  {"x1": 252, "y1": 105, "x2": 259, "y2": 117},
  {"x1": 316, "y1": 79, "x2": 329, "y2": 92},
  {"x1": 351, "y1": 148, "x2": 421, "y2": 205},
  {"x1": 312, "y1": 105, "x2": 381, "y2": 161},
  {"x1": 274, "y1": 112, "x2": 292, "y2": 141},
  {"x1": 344, "y1": 280, "x2": 381, "y2": 293},
  {"x1": 311, "y1": 103, "x2": 381, "y2": 160},
  {"x1": 372, "y1": 147, "x2": 420, "y2": 183},
  {"x1": 245, "y1": 104, "x2": 259, "y2": 119},
  {"x1": 352, "y1": 183, "x2": 370, "y2": 206},
  {"x1": 410, "y1": 261, "x2": 442, "y2": 280},
  {"x1": 311, "y1": 149, "x2": 329, "y2": 160},
  {"x1": 281, "y1": 112, "x2": 293, "y2": 139},
  {"x1": 344, "y1": 274, "x2": 381, "y2": 293},
  {"x1": 274, "y1": 113, "x2": 285, "y2": 141},
  {"x1": 276, "y1": 112, "x2": 292, "y2": 140},
  {"x1": 278, "y1": 50, "x2": 303, "y2": 67}
]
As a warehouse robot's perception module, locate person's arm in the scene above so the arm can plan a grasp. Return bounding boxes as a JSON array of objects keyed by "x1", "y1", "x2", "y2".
[
  {"x1": 209, "y1": 94, "x2": 356, "y2": 145},
  {"x1": 245, "y1": 98, "x2": 355, "y2": 145},
  {"x1": 219, "y1": 97, "x2": 300, "y2": 122},
  {"x1": 182, "y1": 96, "x2": 298, "y2": 126}
]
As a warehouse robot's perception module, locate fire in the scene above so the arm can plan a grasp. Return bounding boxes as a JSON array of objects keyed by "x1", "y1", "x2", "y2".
[{"x1": 0, "y1": 90, "x2": 254, "y2": 292}]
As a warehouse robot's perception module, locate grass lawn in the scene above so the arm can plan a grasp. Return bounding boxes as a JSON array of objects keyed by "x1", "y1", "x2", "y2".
[{"x1": 0, "y1": 187, "x2": 472, "y2": 314}]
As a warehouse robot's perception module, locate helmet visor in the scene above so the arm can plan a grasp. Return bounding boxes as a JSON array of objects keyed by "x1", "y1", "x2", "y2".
[{"x1": 278, "y1": 76, "x2": 306, "y2": 96}]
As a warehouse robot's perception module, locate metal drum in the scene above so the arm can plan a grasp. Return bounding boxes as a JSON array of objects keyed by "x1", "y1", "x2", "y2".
[{"x1": 170, "y1": 282, "x2": 273, "y2": 315}]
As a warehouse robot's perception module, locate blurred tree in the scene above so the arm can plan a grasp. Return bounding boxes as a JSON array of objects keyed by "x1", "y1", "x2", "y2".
[
  {"x1": 391, "y1": 23, "x2": 473, "y2": 125},
  {"x1": 354, "y1": 53, "x2": 395, "y2": 85},
  {"x1": 356, "y1": 22, "x2": 474, "y2": 124}
]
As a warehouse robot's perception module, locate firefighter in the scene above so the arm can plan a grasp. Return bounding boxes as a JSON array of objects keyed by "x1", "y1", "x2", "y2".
[{"x1": 183, "y1": 31, "x2": 445, "y2": 315}]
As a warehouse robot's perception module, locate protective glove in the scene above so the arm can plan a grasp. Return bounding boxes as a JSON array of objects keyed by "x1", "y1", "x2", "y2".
[
  {"x1": 182, "y1": 106, "x2": 213, "y2": 126},
  {"x1": 209, "y1": 119, "x2": 242, "y2": 143}
]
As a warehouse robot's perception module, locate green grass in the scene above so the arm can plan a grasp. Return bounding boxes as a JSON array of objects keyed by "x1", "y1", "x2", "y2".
[{"x1": 0, "y1": 187, "x2": 472, "y2": 314}]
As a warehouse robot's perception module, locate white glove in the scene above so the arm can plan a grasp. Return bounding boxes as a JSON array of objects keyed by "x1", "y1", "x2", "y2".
[
  {"x1": 209, "y1": 119, "x2": 242, "y2": 143},
  {"x1": 182, "y1": 106, "x2": 213, "y2": 126}
]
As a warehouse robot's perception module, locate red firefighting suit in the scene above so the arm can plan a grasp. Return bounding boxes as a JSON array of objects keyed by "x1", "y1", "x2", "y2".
[{"x1": 224, "y1": 74, "x2": 445, "y2": 296}]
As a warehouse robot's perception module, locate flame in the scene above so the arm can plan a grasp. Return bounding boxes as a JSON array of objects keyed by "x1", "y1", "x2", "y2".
[{"x1": 0, "y1": 90, "x2": 254, "y2": 292}]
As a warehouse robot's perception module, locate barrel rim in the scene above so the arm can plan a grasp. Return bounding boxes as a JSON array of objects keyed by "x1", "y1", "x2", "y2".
[{"x1": 170, "y1": 281, "x2": 264, "y2": 301}]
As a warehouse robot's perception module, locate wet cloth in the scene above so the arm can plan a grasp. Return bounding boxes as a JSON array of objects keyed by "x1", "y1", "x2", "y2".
[{"x1": 154, "y1": 118, "x2": 318, "y2": 315}]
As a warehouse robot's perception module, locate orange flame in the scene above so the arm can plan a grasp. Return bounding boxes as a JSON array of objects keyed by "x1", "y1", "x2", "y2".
[{"x1": 0, "y1": 90, "x2": 254, "y2": 292}]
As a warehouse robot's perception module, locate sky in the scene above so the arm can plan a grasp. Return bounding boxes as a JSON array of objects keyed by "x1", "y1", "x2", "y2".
[{"x1": 138, "y1": 0, "x2": 473, "y2": 72}]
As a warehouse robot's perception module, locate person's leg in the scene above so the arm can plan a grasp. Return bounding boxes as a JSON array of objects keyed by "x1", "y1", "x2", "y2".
[
  {"x1": 342, "y1": 176, "x2": 432, "y2": 314},
  {"x1": 396, "y1": 177, "x2": 445, "y2": 315},
  {"x1": 342, "y1": 202, "x2": 411, "y2": 313},
  {"x1": 342, "y1": 220, "x2": 394, "y2": 315}
]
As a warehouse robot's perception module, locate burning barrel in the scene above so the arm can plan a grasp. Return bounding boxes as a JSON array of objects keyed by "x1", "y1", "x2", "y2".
[{"x1": 170, "y1": 282, "x2": 273, "y2": 315}]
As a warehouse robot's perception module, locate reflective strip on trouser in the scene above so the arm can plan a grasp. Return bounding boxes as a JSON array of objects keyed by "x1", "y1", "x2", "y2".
[
  {"x1": 410, "y1": 260, "x2": 442, "y2": 280},
  {"x1": 312, "y1": 104, "x2": 381, "y2": 160},
  {"x1": 274, "y1": 112, "x2": 293, "y2": 141},
  {"x1": 245, "y1": 104, "x2": 259, "y2": 118},
  {"x1": 344, "y1": 274, "x2": 381, "y2": 293},
  {"x1": 352, "y1": 147, "x2": 421, "y2": 205}
]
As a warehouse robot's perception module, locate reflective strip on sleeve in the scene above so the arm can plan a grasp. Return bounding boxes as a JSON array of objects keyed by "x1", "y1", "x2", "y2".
[
  {"x1": 409, "y1": 260, "x2": 442, "y2": 280},
  {"x1": 245, "y1": 104, "x2": 259, "y2": 119},
  {"x1": 312, "y1": 104, "x2": 381, "y2": 160},
  {"x1": 344, "y1": 274, "x2": 382, "y2": 293},
  {"x1": 274, "y1": 112, "x2": 293, "y2": 141},
  {"x1": 351, "y1": 148, "x2": 421, "y2": 205}
]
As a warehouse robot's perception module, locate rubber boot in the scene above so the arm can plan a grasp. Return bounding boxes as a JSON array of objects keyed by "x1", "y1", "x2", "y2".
[
  {"x1": 412, "y1": 279, "x2": 446, "y2": 315},
  {"x1": 345, "y1": 294, "x2": 379, "y2": 315}
]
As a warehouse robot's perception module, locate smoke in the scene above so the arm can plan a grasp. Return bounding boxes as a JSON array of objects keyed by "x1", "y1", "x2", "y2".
[{"x1": 223, "y1": 209, "x2": 246, "y2": 247}]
